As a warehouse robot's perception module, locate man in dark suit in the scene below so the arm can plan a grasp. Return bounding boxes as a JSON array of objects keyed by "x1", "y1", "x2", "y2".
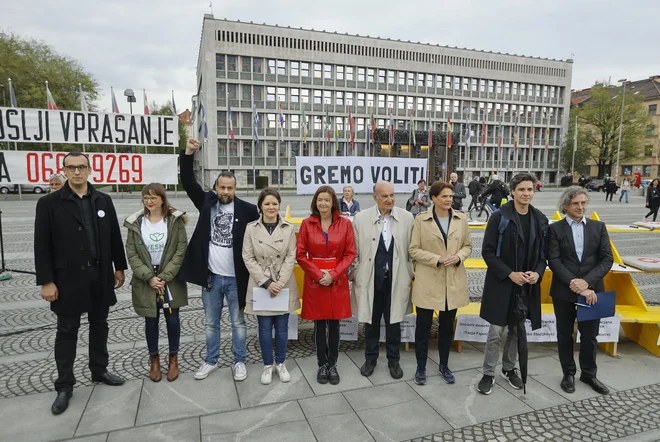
[
  {"x1": 548, "y1": 186, "x2": 613, "y2": 395},
  {"x1": 180, "y1": 139, "x2": 259, "y2": 382},
  {"x1": 35, "y1": 152, "x2": 128, "y2": 415}
]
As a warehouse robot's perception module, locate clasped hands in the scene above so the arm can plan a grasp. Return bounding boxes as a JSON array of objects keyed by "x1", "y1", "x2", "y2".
[
  {"x1": 570, "y1": 278, "x2": 598, "y2": 305},
  {"x1": 149, "y1": 276, "x2": 166, "y2": 295},
  {"x1": 268, "y1": 281, "x2": 284, "y2": 297},
  {"x1": 318, "y1": 270, "x2": 335, "y2": 286},
  {"x1": 437, "y1": 254, "x2": 460, "y2": 267},
  {"x1": 508, "y1": 271, "x2": 540, "y2": 286}
]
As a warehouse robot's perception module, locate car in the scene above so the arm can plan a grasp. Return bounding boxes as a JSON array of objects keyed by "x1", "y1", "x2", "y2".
[
  {"x1": 587, "y1": 180, "x2": 605, "y2": 192},
  {"x1": 0, "y1": 183, "x2": 51, "y2": 194},
  {"x1": 536, "y1": 180, "x2": 543, "y2": 191}
]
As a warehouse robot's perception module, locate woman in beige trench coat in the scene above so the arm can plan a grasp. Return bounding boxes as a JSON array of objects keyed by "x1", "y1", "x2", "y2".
[
  {"x1": 409, "y1": 181, "x2": 472, "y2": 386},
  {"x1": 243, "y1": 188, "x2": 300, "y2": 386}
]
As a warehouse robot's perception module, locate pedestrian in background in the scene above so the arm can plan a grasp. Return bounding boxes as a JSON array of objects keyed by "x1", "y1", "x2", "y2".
[
  {"x1": 339, "y1": 185, "x2": 361, "y2": 216},
  {"x1": 645, "y1": 179, "x2": 660, "y2": 221},
  {"x1": 619, "y1": 176, "x2": 630, "y2": 203},
  {"x1": 243, "y1": 188, "x2": 300, "y2": 385},
  {"x1": 297, "y1": 186, "x2": 356, "y2": 385},
  {"x1": 49, "y1": 173, "x2": 66, "y2": 192},
  {"x1": 467, "y1": 176, "x2": 483, "y2": 212},
  {"x1": 406, "y1": 179, "x2": 432, "y2": 217},
  {"x1": 125, "y1": 183, "x2": 188, "y2": 383},
  {"x1": 604, "y1": 178, "x2": 617, "y2": 202}
]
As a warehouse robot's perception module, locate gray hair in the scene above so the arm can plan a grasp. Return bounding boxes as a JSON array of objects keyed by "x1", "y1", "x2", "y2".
[
  {"x1": 49, "y1": 173, "x2": 66, "y2": 182},
  {"x1": 343, "y1": 185, "x2": 354, "y2": 193},
  {"x1": 558, "y1": 186, "x2": 590, "y2": 214}
]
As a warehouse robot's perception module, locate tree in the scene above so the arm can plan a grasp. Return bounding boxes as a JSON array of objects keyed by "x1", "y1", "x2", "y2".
[
  {"x1": 561, "y1": 109, "x2": 594, "y2": 175},
  {"x1": 149, "y1": 101, "x2": 188, "y2": 152},
  {"x1": 568, "y1": 84, "x2": 651, "y2": 178},
  {"x1": 0, "y1": 32, "x2": 100, "y2": 111}
]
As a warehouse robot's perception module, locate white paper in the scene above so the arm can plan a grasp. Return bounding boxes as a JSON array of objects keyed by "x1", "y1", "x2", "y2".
[
  {"x1": 253, "y1": 288, "x2": 289, "y2": 312},
  {"x1": 454, "y1": 315, "x2": 491, "y2": 342},
  {"x1": 577, "y1": 315, "x2": 621, "y2": 343},
  {"x1": 525, "y1": 314, "x2": 558, "y2": 342},
  {"x1": 340, "y1": 316, "x2": 359, "y2": 341},
  {"x1": 611, "y1": 263, "x2": 641, "y2": 273},
  {"x1": 378, "y1": 314, "x2": 417, "y2": 343}
]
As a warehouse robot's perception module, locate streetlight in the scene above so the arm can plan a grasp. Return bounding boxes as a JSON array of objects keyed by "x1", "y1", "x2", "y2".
[
  {"x1": 124, "y1": 88, "x2": 137, "y2": 194},
  {"x1": 615, "y1": 79, "x2": 627, "y2": 183}
]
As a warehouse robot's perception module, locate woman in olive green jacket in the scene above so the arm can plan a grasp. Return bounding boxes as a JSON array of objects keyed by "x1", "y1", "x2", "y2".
[{"x1": 124, "y1": 183, "x2": 188, "y2": 383}]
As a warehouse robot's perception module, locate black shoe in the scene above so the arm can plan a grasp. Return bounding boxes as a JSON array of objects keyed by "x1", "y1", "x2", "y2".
[
  {"x1": 580, "y1": 376, "x2": 610, "y2": 395},
  {"x1": 91, "y1": 371, "x2": 125, "y2": 386},
  {"x1": 388, "y1": 360, "x2": 403, "y2": 379},
  {"x1": 316, "y1": 364, "x2": 329, "y2": 384},
  {"x1": 414, "y1": 367, "x2": 426, "y2": 386},
  {"x1": 439, "y1": 365, "x2": 455, "y2": 384},
  {"x1": 51, "y1": 391, "x2": 72, "y2": 415},
  {"x1": 360, "y1": 360, "x2": 377, "y2": 377},
  {"x1": 328, "y1": 365, "x2": 340, "y2": 385},
  {"x1": 477, "y1": 375, "x2": 494, "y2": 395},
  {"x1": 560, "y1": 375, "x2": 575, "y2": 393},
  {"x1": 502, "y1": 368, "x2": 523, "y2": 390}
]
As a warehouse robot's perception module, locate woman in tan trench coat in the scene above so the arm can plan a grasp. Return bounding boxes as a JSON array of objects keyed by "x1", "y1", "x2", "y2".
[
  {"x1": 243, "y1": 188, "x2": 300, "y2": 386},
  {"x1": 409, "y1": 181, "x2": 472, "y2": 386}
]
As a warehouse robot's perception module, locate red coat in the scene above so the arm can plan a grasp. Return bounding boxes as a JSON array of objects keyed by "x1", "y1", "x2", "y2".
[{"x1": 296, "y1": 213, "x2": 356, "y2": 320}]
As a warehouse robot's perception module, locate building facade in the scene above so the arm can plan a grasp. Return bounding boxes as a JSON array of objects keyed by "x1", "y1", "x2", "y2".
[{"x1": 194, "y1": 14, "x2": 573, "y2": 189}]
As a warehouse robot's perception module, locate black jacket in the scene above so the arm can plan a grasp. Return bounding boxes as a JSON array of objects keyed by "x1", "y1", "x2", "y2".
[
  {"x1": 547, "y1": 218, "x2": 613, "y2": 303},
  {"x1": 480, "y1": 201, "x2": 549, "y2": 329},
  {"x1": 482, "y1": 180, "x2": 506, "y2": 205},
  {"x1": 468, "y1": 180, "x2": 483, "y2": 196},
  {"x1": 34, "y1": 182, "x2": 127, "y2": 315},
  {"x1": 647, "y1": 186, "x2": 660, "y2": 208},
  {"x1": 178, "y1": 151, "x2": 259, "y2": 309}
]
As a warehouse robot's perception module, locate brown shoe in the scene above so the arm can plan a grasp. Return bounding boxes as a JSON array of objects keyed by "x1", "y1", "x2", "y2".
[
  {"x1": 149, "y1": 354, "x2": 162, "y2": 382},
  {"x1": 167, "y1": 354, "x2": 179, "y2": 382}
]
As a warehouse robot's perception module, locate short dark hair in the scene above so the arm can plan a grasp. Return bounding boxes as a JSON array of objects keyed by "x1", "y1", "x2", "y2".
[
  {"x1": 62, "y1": 152, "x2": 89, "y2": 167},
  {"x1": 257, "y1": 187, "x2": 281, "y2": 213},
  {"x1": 418, "y1": 179, "x2": 426, "y2": 185},
  {"x1": 429, "y1": 181, "x2": 453, "y2": 199},
  {"x1": 310, "y1": 185, "x2": 340, "y2": 218},
  {"x1": 215, "y1": 171, "x2": 237, "y2": 187},
  {"x1": 509, "y1": 173, "x2": 537, "y2": 191}
]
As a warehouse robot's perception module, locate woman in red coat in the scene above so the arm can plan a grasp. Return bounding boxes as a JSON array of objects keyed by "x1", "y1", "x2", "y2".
[{"x1": 297, "y1": 185, "x2": 356, "y2": 385}]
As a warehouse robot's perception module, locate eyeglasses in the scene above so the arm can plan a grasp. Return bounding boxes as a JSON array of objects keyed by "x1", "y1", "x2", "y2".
[
  {"x1": 143, "y1": 196, "x2": 160, "y2": 203},
  {"x1": 63, "y1": 165, "x2": 90, "y2": 173}
]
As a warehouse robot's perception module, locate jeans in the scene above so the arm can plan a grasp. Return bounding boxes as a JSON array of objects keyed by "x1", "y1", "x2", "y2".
[
  {"x1": 201, "y1": 274, "x2": 246, "y2": 365},
  {"x1": 54, "y1": 281, "x2": 108, "y2": 393},
  {"x1": 257, "y1": 314, "x2": 290, "y2": 365},
  {"x1": 145, "y1": 307, "x2": 180, "y2": 356},
  {"x1": 619, "y1": 190, "x2": 629, "y2": 202},
  {"x1": 482, "y1": 324, "x2": 518, "y2": 376},
  {"x1": 415, "y1": 305, "x2": 457, "y2": 368}
]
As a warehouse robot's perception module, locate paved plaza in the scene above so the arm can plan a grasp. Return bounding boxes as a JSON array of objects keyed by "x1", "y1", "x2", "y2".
[{"x1": 1, "y1": 188, "x2": 660, "y2": 441}]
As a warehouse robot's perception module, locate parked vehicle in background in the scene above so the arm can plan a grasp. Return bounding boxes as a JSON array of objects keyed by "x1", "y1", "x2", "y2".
[
  {"x1": 0, "y1": 183, "x2": 50, "y2": 194},
  {"x1": 587, "y1": 180, "x2": 605, "y2": 192},
  {"x1": 536, "y1": 180, "x2": 543, "y2": 192},
  {"x1": 581, "y1": 176, "x2": 597, "y2": 188}
]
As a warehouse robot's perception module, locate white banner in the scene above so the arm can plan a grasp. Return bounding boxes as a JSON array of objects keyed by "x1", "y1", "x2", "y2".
[
  {"x1": 0, "y1": 107, "x2": 178, "y2": 147},
  {"x1": 577, "y1": 315, "x2": 621, "y2": 343},
  {"x1": 0, "y1": 151, "x2": 178, "y2": 184},
  {"x1": 454, "y1": 314, "x2": 558, "y2": 343},
  {"x1": 295, "y1": 156, "x2": 427, "y2": 195},
  {"x1": 379, "y1": 314, "x2": 416, "y2": 343},
  {"x1": 340, "y1": 316, "x2": 359, "y2": 341}
]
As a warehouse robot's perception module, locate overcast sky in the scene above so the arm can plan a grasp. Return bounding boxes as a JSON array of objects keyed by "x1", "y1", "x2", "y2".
[{"x1": 3, "y1": 0, "x2": 659, "y2": 114}]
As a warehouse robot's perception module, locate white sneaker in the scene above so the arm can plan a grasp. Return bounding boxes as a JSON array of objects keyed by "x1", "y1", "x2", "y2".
[
  {"x1": 276, "y1": 362, "x2": 291, "y2": 383},
  {"x1": 261, "y1": 365, "x2": 273, "y2": 385},
  {"x1": 194, "y1": 362, "x2": 218, "y2": 380},
  {"x1": 234, "y1": 362, "x2": 247, "y2": 381}
]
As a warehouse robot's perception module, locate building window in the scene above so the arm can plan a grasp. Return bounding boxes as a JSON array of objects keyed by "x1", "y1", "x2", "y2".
[
  {"x1": 290, "y1": 88, "x2": 299, "y2": 103},
  {"x1": 228, "y1": 84, "x2": 237, "y2": 100},
  {"x1": 368, "y1": 68, "x2": 375, "y2": 83},
  {"x1": 454, "y1": 77, "x2": 461, "y2": 90},
  {"x1": 324, "y1": 90, "x2": 332, "y2": 104},
  {"x1": 406, "y1": 96, "x2": 413, "y2": 110},
  {"x1": 314, "y1": 63, "x2": 322, "y2": 78},
  {"x1": 644, "y1": 165, "x2": 652, "y2": 176},
  {"x1": 388, "y1": 70, "x2": 395, "y2": 84},
  {"x1": 417, "y1": 97, "x2": 424, "y2": 111},
  {"x1": 471, "y1": 78, "x2": 478, "y2": 92},
  {"x1": 267, "y1": 87, "x2": 276, "y2": 102},
  {"x1": 253, "y1": 86, "x2": 263, "y2": 101},
  {"x1": 513, "y1": 82, "x2": 519, "y2": 95},
  {"x1": 346, "y1": 66, "x2": 354, "y2": 80},
  {"x1": 346, "y1": 92, "x2": 353, "y2": 106},
  {"x1": 417, "y1": 74, "x2": 424, "y2": 87},
  {"x1": 217, "y1": 111, "x2": 226, "y2": 127},
  {"x1": 505, "y1": 82, "x2": 511, "y2": 95},
  {"x1": 301, "y1": 62, "x2": 309, "y2": 77},
  {"x1": 387, "y1": 95, "x2": 394, "y2": 109},
  {"x1": 357, "y1": 93, "x2": 365, "y2": 107},
  {"x1": 645, "y1": 145, "x2": 654, "y2": 157},
  {"x1": 322, "y1": 64, "x2": 331, "y2": 79},
  {"x1": 241, "y1": 84, "x2": 251, "y2": 101},
  {"x1": 407, "y1": 72, "x2": 414, "y2": 86},
  {"x1": 398, "y1": 72, "x2": 405, "y2": 85},
  {"x1": 378, "y1": 94, "x2": 385, "y2": 108},
  {"x1": 241, "y1": 56, "x2": 251, "y2": 72},
  {"x1": 291, "y1": 114, "x2": 300, "y2": 129},
  {"x1": 397, "y1": 95, "x2": 405, "y2": 109},
  {"x1": 427, "y1": 74, "x2": 433, "y2": 88},
  {"x1": 267, "y1": 59, "x2": 276, "y2": 74},
  {"x1": 647, "y1": 125, "x2": 656, "y2": 137},
  {"x1": 496, "y1": 81, "x2": 502, "y2": 94},
  {"x1": 462, "y1": 78, "x2": 469, "y2": 91},
  {"x1": 227, "y1": 55, "x2": 237, "y2": 71},
  {"x1": 253, "y1": 58, "x2": 262, "y2": 73},
  {"x1": 291, "y1": 61, "x2": 299, "y2": 76},
  {"x1": 444, "y1": 76, "x2": 451, "y2": 89},
  {"x1": 216, "y1": 83, "x2": 226, "y2": 99},
  {"x1": 301, "y1": 89, "x2": 309, "y2": 103},
  {"x1": 277, "y1": 60, "x2": 286, "y2": 75},
  {"x1": 337, "y1": 66, "x2": 344, "y2": 80},
  {"x1": 277, "y1": 87, "x2": 286, "y2": 102},
  {"x1": 650, "y1": 104, "x2": 657, "y2": 116},
  {"x1": 367, "y1": 93, "x2": 374, "y2": 107},
  {"x1": 267, "y1": 114, "x2": 276, "y2": 129},
  {"x1": 336, "y1": 91, "x2": 344, "y2": 105},
  {"x1": 314, "y1": 90, "x2": 322, "y2": 104},
  {"x1": 358, "y1": 68, "x2": 366, "y2": 82},
  {"x1": 216, "y1": 54, "x2": 225, "y2": 70},
  {"x1": 378, "y1": 70, "x2": 386, "y2": 83}
]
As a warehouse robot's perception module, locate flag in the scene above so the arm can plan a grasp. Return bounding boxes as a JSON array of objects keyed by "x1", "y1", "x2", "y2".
[
  {"x1": 513, "y1": 119, "x2": 519, "y2": 149},
  {"x1": 545, "y1": 119, "x2": 550, "y2": 150},
  {"x1": 348, "y1": 107, "x2": 355, "y2": 149},
  {"x1": 228, "y1": 97, "x2": 235, "y2": 142},
  {"x1": 466, "y1": 122, "x2": 471, "y2": 148},
  {"x1": 278, "y1": 102, "x2": 285, "y2": 141},
  {"x1": 8, "y1": 78, "x2": 17, "y2": 107},
  {"x1": 497, "y1": 120, "x2": 503, "y2": 150},
  {"x1": 447, "y1": 117, "x2": 452, "y2": 148},
  {"x1": 481, "y1": 121, "x2": 486, "y2": 147},
  {"x1": 411, "y1": 109, "x2": 416, "y2": 146},
  {"x1": 428, "y1": 120, "x2": 433, "y2": 150},
  {"x1": 79, "y1": 84, "x2": 88, "y2": 112},
  {"x1": 529, "y1": 124, "x2": 534, "y2": 149},
  {"x1": 111, "y1": 87, "x2": 120, "y2": 113},
  {"x1": 143, "y1": 89, "x2": 150, "y2": 115},
  {"x1": 301, "y1": 105, "x2": 308, "y2": 143},
  {"x1": 252, "y1": 97, "x2": 260, "y2": 143},
  {"x1": 46, "y1": 82, "x2": 58, "y2": 110},
  {"x1": 199, "y1": 103, "x2": 208, "y2": 138},
  {"x1": 388, "y1": 108, "x2": 395, "y2": 146},
  {"x1": 172, "y1": 91, "x2": 178, "y2": 116},
  {"x1": 370, "y1": 108, "x2": 376, "y2": 143},
  {"x1": 325, "y1": 105, "x2": 331, "y2": 143}
]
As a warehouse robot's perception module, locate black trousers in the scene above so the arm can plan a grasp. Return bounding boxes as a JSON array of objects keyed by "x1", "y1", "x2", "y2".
[
  {"x1": 364, "y1": 273, "x2": 401, "y2": 362},
  {"x1": 314, "y1": 319, "x2": 340, "y2": 367},
  {"x1": 54, "y1": 277, "x2": 109, "y2": 393},
  {"x1": 645, "y1": 204, "x2": 659, "y2": 221},
  {"x1": 605, "y1": 191, "x2": 614, "y2": 201},
  {"x1": 467, "y1": 195, "x2": 479, "y2": 212},
  {"x1": 553, "y1": 297, "x2": 600, "y2": 378},
  {"x1": 415, "y1": 303, "x2": 457, "y2": 368}
]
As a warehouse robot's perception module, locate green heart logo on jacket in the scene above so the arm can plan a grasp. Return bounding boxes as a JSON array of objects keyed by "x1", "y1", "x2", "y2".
[{"x1": 149, "y1": 232, "x2": 165, "y2": 242}]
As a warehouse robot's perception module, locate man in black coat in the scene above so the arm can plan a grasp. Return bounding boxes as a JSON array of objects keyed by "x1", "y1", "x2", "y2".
[
  {"x1": 477, "y1": 173, "x2": 548, "y2": 395},
  {"x1": 467, "y1": 176, "x2": 483, "y2": 212},
  {"x1": 180, "y1": 139, "x2": 259, "y2": 382},
  {"x1": 34, "y1": 152, "x2": 128, "y2": 415},
  {"x1": 548, "y1": 186, "x2": 613, "y2": 395},
  {"x1": 481, "y1": 174, "x2": 507, "y2": 209}
]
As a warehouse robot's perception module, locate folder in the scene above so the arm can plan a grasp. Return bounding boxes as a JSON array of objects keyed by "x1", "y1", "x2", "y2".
[
  {"x1": 312, "y1": 257, "x2": 336, "y2": 270},
  {"x1": 576, "y1": 291, "x2": 616, "y2": 322},
  {"x1": 253, "y1": 288, "x2": 289, "y2": 312}
]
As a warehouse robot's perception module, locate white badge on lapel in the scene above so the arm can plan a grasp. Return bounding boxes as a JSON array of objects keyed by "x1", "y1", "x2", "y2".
[{"x1": 97, "y1": 210, "x2": 106, "y2": 218}]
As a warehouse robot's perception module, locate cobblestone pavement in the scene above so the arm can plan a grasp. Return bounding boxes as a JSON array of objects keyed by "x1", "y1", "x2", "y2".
[{"x1": 407, "y1": 383, "x2": 660, "y2": 442}]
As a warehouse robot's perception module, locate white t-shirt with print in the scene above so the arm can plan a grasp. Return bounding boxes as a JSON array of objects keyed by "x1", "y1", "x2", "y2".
[
  {"x1": 142, "y1": 217, "x2": 168, "y2": 266},
  {"x1": 208, "y1": 201, "x2": 235, "y2": 276}
]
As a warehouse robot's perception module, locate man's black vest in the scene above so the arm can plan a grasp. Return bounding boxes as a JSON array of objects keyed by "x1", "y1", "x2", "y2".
[{"x1": 374, "y1": 233, "x2": 394, "y2": 292}]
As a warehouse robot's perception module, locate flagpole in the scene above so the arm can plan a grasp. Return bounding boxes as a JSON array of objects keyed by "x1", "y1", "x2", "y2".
[
  {"x1": 46, "y1": 81, "x2": 53, "y2": 153},
  {"x1": 78, "y1": 84, "x2": 87, "y2": 153},
  {"x1": 111, "y1": 87, "x2": 119, "y2": 196},
  {"x1": 498, "y1": 112, "x2": 503, "y2": 172},
  {"x1": 543, "y1": 113, "x2": 548, "y2": 185},
  {"x1": 459, "y1": 123, "x2": 463, "y2": 173}
]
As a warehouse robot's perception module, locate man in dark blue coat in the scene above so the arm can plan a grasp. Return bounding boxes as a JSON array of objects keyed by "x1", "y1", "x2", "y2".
[
  {"x1": 179, "y1": 139, "x2": 259, "y2": 382},
  {"x1": 477, "y1": 173, "x2": 548, "y2": 395}
]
